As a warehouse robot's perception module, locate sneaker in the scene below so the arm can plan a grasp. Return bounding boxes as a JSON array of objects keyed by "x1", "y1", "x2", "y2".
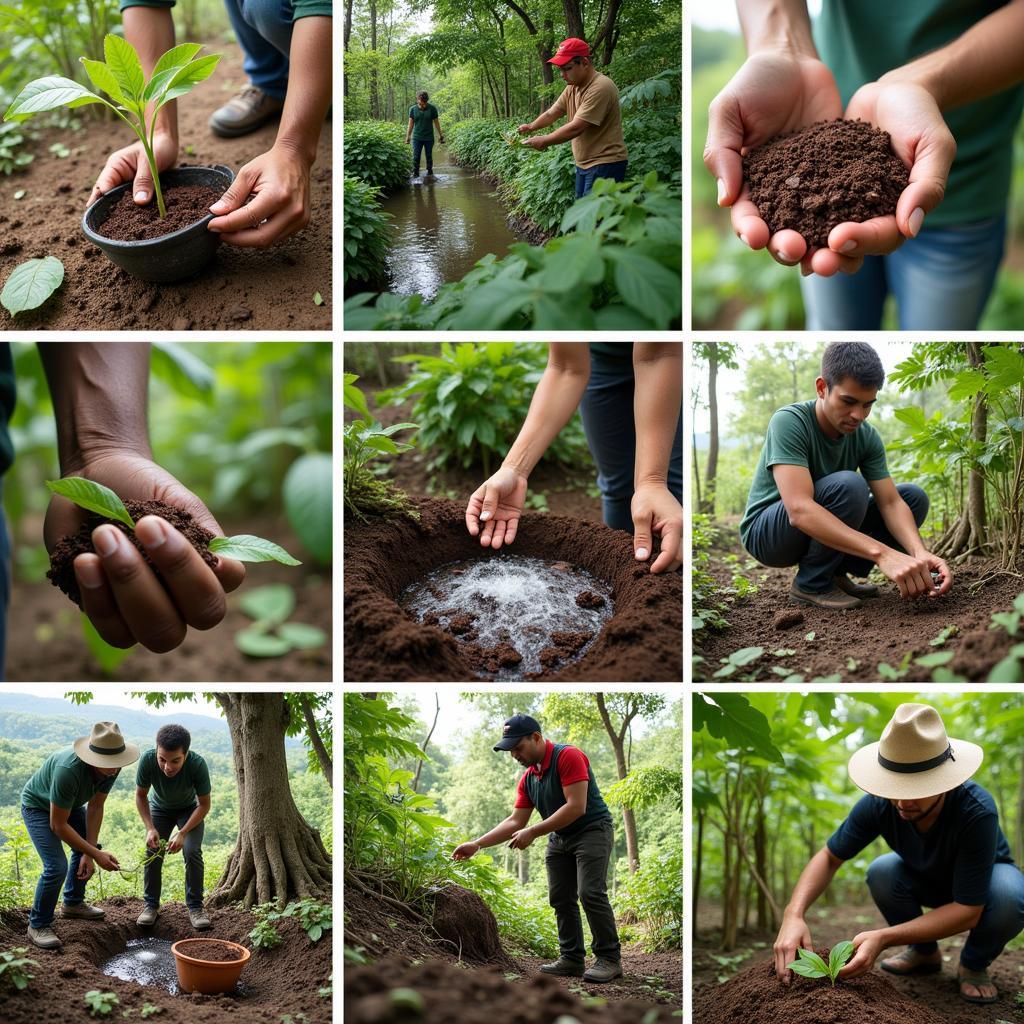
[
  {"x1": 584, "y1": 959, "x2": 623, "y2": 983},
  {"x1": 209, "y1": 85, "x2": 284, "y2": 138},
  {"x1": 27, "y1": 925, "x2": 62, "y2": 949},
  {"x1": 60, "y1": 902, "x2": 105, "y2": 920},
  {"x1": 189, "y1": 908, "x2": 212, "y2": 930},
  {"x1": 834, "y1": 574, "x2": 880, "y2": 599},
  {"x1": 538, "y1": 957, "x2": 585, "y2": 977},
  {"x1": 137, "y1": 906, "x2": 159, "y2": 926},
  {"x1": 879, "y1": 947, "x2": 942, "y2": 976},
  {"x1": 789, "y1": 582, "x2": 862, "y2": 610}
]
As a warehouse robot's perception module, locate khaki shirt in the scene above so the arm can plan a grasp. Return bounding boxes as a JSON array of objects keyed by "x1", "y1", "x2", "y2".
[{"x1": 550, "y1": 73, "x2": 628, "y2": 170}]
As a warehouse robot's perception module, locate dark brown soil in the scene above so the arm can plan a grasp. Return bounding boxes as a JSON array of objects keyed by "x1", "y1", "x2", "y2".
[
  {"x1": 47, "y1": 499, "x2": 216, "y2": 609},
  {"x1": 178, "y1": 939, "x2": 245, "y2": 963},
  {"x1": 430, "y1": 885, "x2": 505, "y2": 964},
  {"x1": 576, "y1": 590, "x2": 605, "y2": 608},
  {"x1": 97, "y1": 185, "x2": 222, "y2": 241},
  {"x1": 743, "y1": 119, "x2": 909, "y2": 248},
  {"x1": 344, "y1": 498, "x2": 682, "y2": 682},
  {"x1": 0, "y1": 897, "x2": 331, "y2": 1024}
]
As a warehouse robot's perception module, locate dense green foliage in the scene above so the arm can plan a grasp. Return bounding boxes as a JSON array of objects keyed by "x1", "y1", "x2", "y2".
[
  {"x1": 343, "y1": 176, "x2": 392, "y2": 286},
  {"x1": 343, "y1": 120, "x2": 409, "y2": 193}
]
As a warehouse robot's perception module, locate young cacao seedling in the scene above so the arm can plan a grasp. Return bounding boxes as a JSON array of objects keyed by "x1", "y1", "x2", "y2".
[{"x1": 787, "y1": 941, "x2": 855, "y2": 986}]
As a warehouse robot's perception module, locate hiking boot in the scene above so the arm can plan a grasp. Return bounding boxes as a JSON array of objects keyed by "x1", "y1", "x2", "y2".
[
  {"x1": 834, "y1": 573, "x2": 880, "y2": 599},
  {"x1": 880, "y1": 947, "x2": 942, "y2": 976},
  {"x1": 957, "y1": 965, "x2": 998, "y2": 1005},
  {"x1": 209, "y1": 85, "x2": 284, "y2": 138},
  {"x1": 60, "y1": 902, "x2": 105, "y2": 920},
  {"x1": 27, "y1": 925, "x2": 62, "y2": 949},
  {"x1": 583, "y1": 959, "x2": 623, "y2": 983},
  {"x1": 137, "y1": 905, "x2": 159, "y2": 926},
  {"x1": 538, "y1": 957, "x2": 585, "y2": 977},
  {"x1": 789, "y1": 582, "x2": 862, "y2": 610},
  {"x1": 189, "y1": 908, "x2": 212, "y2": 930}
]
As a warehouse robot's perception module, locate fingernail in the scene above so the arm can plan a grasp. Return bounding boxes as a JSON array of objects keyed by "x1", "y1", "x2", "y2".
[
  {"x1": 92, "y1": 525, "x2": 119, "y2": 558},
  {"x1": 135, "y1": 191, "x2": 148, "y2": 202},
  {"x1": 717, "y1": 178, "x2": 726, "y2": 205},
  {"x1": 776, "y1": 249, "x2": 791, "y2": 262},
  {"x1": 136, "y1": 516, "x2": 166, "y2": 549},
  {"x1": 209, "y1": 200, "x2": 227, "y2": 213},
  {"x1": 909, "y1": 207, "x2": 924, "y2": 237},
  {"x1": 840, "y1": 240, "x2": 857, "y2": 253},
  {"x1": 479, "y1": 511, "x2": 490, "y2": 521},
  {"x1": 76, "y1": 558, "x2": 105, "y2": 590},
  {"x1": 635, "y1": 547, "x2": 649, "y2": 560},
  {"x1": 739, "y1": 233, "x2": 749, "y2": 247}
]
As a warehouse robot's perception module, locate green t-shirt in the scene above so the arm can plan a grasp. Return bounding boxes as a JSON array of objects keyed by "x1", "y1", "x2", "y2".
[
  {"x1": 0, "y1": 343, "x2": 14, "y2": 478},
  {"x1": 815, "y1": 1, "x2": 1024, "y2": 227},
  {"x1": 136, "y1": 748, "x2": 211, "y2": 810},
  {"x1": 739, "y1": 400, "x2": 889, "y2": 549},
  {"x1": 22, "y1": 748, "x2": 120, "y2": 811},
  {"x1": 120, "y1": 0, "x2": 332, "y2": 20},
  {"x1": 408, "y1": 103, "x2": 439, "y2": 142}
]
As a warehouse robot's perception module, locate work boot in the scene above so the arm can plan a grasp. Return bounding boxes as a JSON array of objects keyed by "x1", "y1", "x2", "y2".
[
  {"x1": 789, "y1": 582, "x2": 862, "y2": 610},
  {"x1": 538, "y1": 957, "x2": 585, "y2": 977},
  {"x1": 209, "y1": 85, "x2": 284, "y2": 138},
  {"x1": 189, "y1": 908, "x2": 212, "y2": 930},
  {"x1": 584, "y1": 959, "x2": 623, "y2": 983},
  {"x1": 879, "y1": 947, "x2": 942, "y2": 976},
  {"x1": 137, "y1": 905, "x2": 159, "y2": 926},
  {"x1": 27, "y1": 925, "x2": 62, "y2": 949},
  {"x1": 60, "y1": 902, "x2": 105, "y2": 920},
  {"x1": 834, "y1": 573, "x2": 880, "y2": 599}
]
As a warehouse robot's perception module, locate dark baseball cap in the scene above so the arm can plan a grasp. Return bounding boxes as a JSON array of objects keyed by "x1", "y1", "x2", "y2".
[{"x1": 493, "y1": 714, "x2": 542, "y2": 751}]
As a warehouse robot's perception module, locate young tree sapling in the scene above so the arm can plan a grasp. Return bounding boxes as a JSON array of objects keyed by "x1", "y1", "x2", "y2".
[{"x1": 787, "y1": 942, "x2": 855, "y2": 986}]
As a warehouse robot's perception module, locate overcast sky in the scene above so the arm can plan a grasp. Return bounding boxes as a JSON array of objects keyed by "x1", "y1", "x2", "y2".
[{"x1": 2, "y1": 687, "x2": 223, "y2": 720}]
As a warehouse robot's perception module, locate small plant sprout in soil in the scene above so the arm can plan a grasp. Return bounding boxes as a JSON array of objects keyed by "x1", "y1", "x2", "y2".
[
  {"x1": 84, "y1": 989, "x2": 120, "y2": 1017},
  {"x1": 787, "y1": 942, "x2": 854, "y2": 987},
  {"x1": 0, "y1": 947, "x2": 38, "y2": 991},
  {"x1": 235, "y1": 585, "x2": 326, "y2": 658}
]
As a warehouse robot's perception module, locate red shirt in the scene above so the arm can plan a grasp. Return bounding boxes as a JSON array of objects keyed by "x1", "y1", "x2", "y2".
[{"x1": 514, "y1": 739, "x2": 591, "y2": 809}]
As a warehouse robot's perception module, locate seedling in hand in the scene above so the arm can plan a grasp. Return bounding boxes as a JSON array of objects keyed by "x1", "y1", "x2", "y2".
[
  {"x1": 787, "y1": 941, "x2": 855, "y2": 986},
  {"x1": 4, "y1": 36, "x2": 220, "y2": 218}
]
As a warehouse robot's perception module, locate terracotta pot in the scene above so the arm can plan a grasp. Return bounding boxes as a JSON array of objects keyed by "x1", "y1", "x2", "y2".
[{"x1": 171, "y1": 937, "x2": 250, "y2": 994}]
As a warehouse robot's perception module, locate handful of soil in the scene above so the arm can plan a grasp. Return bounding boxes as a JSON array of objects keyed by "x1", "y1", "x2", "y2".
[
  {"x1": 743, "y1": 119, "x2": 909, "y2": 249},
  {"x1": 48, "y1": 498, "x2": 216, "y2": 608}
]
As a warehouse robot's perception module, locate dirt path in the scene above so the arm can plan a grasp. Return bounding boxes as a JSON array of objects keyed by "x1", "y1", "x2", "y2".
[
  {"x1": 0, "y1": 45, "x2": 331, "y2": 331},
  {"x1": 516, "y1": 948, "x2": 681, "y2": 1004}
]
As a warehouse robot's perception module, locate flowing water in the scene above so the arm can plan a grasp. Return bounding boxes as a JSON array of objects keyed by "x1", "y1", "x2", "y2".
[
  {"x1": 400, "y1": 555, "x2": 614, "y2": 680},
  {"x1": 381, "y1": 158, "x2": 520, "y2": 300},
  {"x1": 101, "y1": 938, "x2": 181, "y2": 994}
]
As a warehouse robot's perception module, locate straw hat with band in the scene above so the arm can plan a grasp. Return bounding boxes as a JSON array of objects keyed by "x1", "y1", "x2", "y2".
[
  {"x1": 73, "y1": 722, "x2": 140, "y2": 769},
  {"x1": 847, "y1": 703, "x2": 983, "y2": 801}
]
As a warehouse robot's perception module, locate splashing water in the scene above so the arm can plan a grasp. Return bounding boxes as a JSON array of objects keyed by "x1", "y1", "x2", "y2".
[
  {"x1": 400, "y1": 555, "x2": 614, "y2": 680},
  {"x1": 102, "y1": 938, "x2": 181, "y2": 994}
]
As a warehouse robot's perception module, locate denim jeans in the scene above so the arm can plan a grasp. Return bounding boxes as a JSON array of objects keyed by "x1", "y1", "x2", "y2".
[
  {"x1": 143, "y1": 803, "x2": 205, "y2": 911},
  {"x1": 801, "y1": 215, "x2": 1007, "y2": 331},
  {"x1": 22, "y1": 804, "x2": 90, "y2": 928},
  {"x1": 574, "y1": 160, "x2": 628, "y2": 199},
  {"x1": 412, "y1": 138, "x2": 434, "y2": 175},
  {"x1": 0, "y1": 494, "x2": 9, "y2": 682},
  {"x1": 867, "y1": 853, "x2": 1024, "y2": 970},
  {"x1": 579, "y1": 347, "x2": 683, "y2": 531},
  {"x1": 222, "y1": 0, "x2": 295, "y2": 98},
  {"x1": 744, "y1": 471, "x2": 929, "y2": 593},
  {"x1": 545, "y1": 820, "x2": 621, "y2": 963}
]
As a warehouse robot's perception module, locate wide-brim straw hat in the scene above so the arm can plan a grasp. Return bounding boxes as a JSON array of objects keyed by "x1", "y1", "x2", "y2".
[
  {"x1": 73, "y1": 722, "x2": 140, "y2": 769},
  {"x1": 847, "y1": 703, "x2": 982, "y2": 800}
]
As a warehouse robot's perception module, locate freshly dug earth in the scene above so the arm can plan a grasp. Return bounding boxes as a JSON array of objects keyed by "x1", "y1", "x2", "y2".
[
  {"x1": 744, "y1": 119, "x2": 908, "y2": 248},
  {"x1": 47, "y1": 499, "x2": 216, "y2": 609},
  {"x1": 0, "y1": 897, "x2": 331, "y2": 1024},
  {"x1": 98, "y1": 185, "x2": 222, "y2": 241},
  {"x1": 344, "y1": 498, "x2": 682, "y2": 681},
  {"x1": 179, "y1": 939, "x2": 245, "y2": 962},
  {"x1": 431, "y1": 884, "x2": 505, "y2": 964}
]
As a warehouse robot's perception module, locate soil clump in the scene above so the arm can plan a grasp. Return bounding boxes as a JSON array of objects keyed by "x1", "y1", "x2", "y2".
[
  {"x1": 97, "y1": 185, "x2": 221, "y2": 241},
  {"x1": 179, "y1": 939, "x2": 245, "y2": 962},
  {"x1": 430, "y1": 884, "x2": 506, "y2": 964},
  {"x1": 744, "y1": 119, "x2": 908, "y2": 248}
]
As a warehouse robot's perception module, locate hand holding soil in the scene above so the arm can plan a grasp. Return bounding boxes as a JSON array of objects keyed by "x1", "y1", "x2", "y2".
[
  {"x1": 876, "y1": 548, "x2": 952, "y2": 600},
  {"x1": 774, "y1": 914, "x2": 813, "y2": 983},
  {"x1": 630, "y1": 482, "x2": 682, "y2": 573},
  {"x1": 838, "y1": 930, "x2": 886, "y2": 980},
  {"x1": 465, "y1": 466, "x2": 528, "y2": 549}
]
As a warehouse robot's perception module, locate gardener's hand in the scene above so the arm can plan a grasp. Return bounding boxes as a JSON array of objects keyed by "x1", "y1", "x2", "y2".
[
  {"x1": 774, "y1": 913, "x2": 813, "y2": 983},
  {"x1": 876, "y1": 548, "x2": 943, "y2": 600},
  {"x1": 517, "y1": 124, "x2": 532, "y2": 135},
  {"x1": 521, "y1": 136, "x2": 549, "y2": 151},
  {"x1": 631, "y1": 482, "x2": 682, "y2": 574},
  {"x1": 166, "y1": 833, "x2": 183, "y2": 855},
  {"x1": 88, "y1": 131, "x2": 179, "y2": 208},
  {"x1": 77, "y1": 854, "x2": 96, "y2": 881},
  {"x1": 44, "y1": 451, "x2": 246, "y2": 653},
  {"x1": 840, "y1": 929, "x2": 889, "y2": 979},
  {"x1": 207, "y1": 142, "x2": 311, "y2": 247},
  {"x1": 508, "y1": 826, "x2": 537, "y2": 850},
  {"x1": 452, "y1": 841, "x2": 481, "y2": 861},
  {"x1": 94, "y1": 851, "x2": 121, "y2": 873},
  {"x1": 924, "y1": 551, "x2": 953, "y2": 596},
  {"x1": 465, "y1": 466, "x2": 528, "y2": 549},
  {"x1": 145, "y1": 828, "x2": 161, "y2": 851}
]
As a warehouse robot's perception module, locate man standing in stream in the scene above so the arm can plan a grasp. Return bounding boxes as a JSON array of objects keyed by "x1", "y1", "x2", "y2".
[
  {"x1": 774, "y1": 703, "x2": 1024, "y2": 1005},
  {"x1": 135, "y1": 723, "x2": 213, "y2": 930},
  {"x1": 452, "y1": 714, "x2": 622, "y2": 983},
  {"x1": 20, "y1": 723, "x2": 139, "y2": 950},
  {"x1": 405, "y1": 92, "x2": 445, "y2": 178}
]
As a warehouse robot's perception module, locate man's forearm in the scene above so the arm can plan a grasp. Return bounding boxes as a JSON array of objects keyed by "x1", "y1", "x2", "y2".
[
  {"x1": 39, "y1": 342, "x2": 152, "y2": 473},
  {"x1": 178, "y1": 804, "x2": 208, "y2": 836},
  {"x1": 738, "y1": 0, "x2": 816, "y2": 56},
  {"x1": 542, "y1": 118, "x2": 587, "y2": 145},
  {"x1": 123, "y1": 6, "x2": 179, "y2": 141},
  {"x1": 276, "y1": 16, "x2": 332, "y2": 166},
  {"x1": 529, "y1": 108, "x2": 562, "y2": 131},
  {"x1": 790, "y1": 501, "x2": 888, "y2": 563},
  {"x1": 633, "y1": 343, "x2": 681, "y2": 486},
  {"x1": 784, "y1": 848, "x2": 841, "y2": 919},
  {"x1": 878, "y1": 498, "x2": 928, "y2": 558},
  {"x1": 877, "y1": 902, "x2": 981, "y2": 947},
  {"x1": 474, "y1": 817, "x2": 526, "y2": 848},
  {"x1": 55, "y1": 822, "x2": 100, "y2": 859},
  {"x1": 528, "y1": 804, "x2": 584, "y2": 838},
  {"x1": 86, "y1": 801, "x2": 104, "y2": 846}
]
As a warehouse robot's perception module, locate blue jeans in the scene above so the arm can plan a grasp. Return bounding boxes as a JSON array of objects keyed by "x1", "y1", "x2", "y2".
[
  {"x1": 412, "y1": 138, "x2": 434, "y2": 175},
  {"x1": 579, "y1": 346, "x2": 683, "y2": 532},
  {"x1": 801, "y1": 215, "x2": 1006, "y2": 330},
  {"x1": 143, "y1": 803, "x2": 205, "y2": 911},
  {"x1": 222, "y1": 0, "x2": 295, "y2": 98},
  {"x1": 0, "y1": 495, "x2": 9, "y2": 682},
  {"x1": 575, "y1": 160, "x2": 628, "y2": 199},
  {"x1": 22, "y1": 804, "x2": 90, "y2": 928},
  {"x1": 744, "y1": 471, "x2": 929, "y2": 593},
  {"x1": 867, "y1": 853, "x2": 1024, "y2": 970}
]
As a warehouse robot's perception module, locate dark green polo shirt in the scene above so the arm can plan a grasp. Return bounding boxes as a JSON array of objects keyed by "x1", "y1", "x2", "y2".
[
  {"x1": 22, "y1": 748, "x2": 119, "y2": 811},
  {"x1": 0, "y1": 343, "x2": 13, "y2": 477},
  {"x1": 408, "y1": 103, "x2": 440, "y2": 142},
  {"x1": 136, "y1": 748, "x2": 211, "y2": 811}
]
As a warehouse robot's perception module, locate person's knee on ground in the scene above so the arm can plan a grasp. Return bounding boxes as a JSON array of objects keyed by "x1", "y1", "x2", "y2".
[{"x1": 961, "y1": 863, "x2": 1024, "y2": 970}]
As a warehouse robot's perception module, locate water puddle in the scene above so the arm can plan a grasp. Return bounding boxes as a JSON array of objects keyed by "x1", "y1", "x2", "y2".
[
  {"x1": 400, "y1": 555, "x2": 614, "y2": 680},
  {"x1": 380, "y1": 160, "x2": 520, "y2": 299},
  {"x1": 101, "y1": 938, "x2": 181, "y2": 994}
]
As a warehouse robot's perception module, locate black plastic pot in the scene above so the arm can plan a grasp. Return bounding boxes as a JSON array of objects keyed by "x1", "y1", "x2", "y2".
[{"x1": 82, "y1": 164, "x2": 234, "y2": 283}]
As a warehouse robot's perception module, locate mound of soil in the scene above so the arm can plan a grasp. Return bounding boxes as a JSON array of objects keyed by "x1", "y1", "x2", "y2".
[
  {"x1": 743, "y1": 119, "x2": 908, "y2": 248},
  {"x1": 47, "y1": 499, "x2": 216, "y2": 609},
  {"x1": 99, "y1": 185, "x2": 222, "y2": 241},
  {"x1": 344, "y1": 498, "x2": 682, "y2": 682},
  {"x1": 0, "y1": 896, "x2": 331, "y2": 1024},
  {"x1": 430, "y1": 884, "x2": 505, "y2": 964}
]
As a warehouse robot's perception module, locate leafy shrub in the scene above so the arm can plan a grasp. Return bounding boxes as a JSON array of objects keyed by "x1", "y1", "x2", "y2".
[
  {"x1": 0, "y1": 946, "x2": 38, "y2": 991},
  {"x1": 613, "y1": 850, "x2": 682, "y2": 952},
  {"x1": 343, "y1": 120, "x2": 409, "y2": 192},
  {"x1": 343, "y1": 176, "x2": 392, "y2": 287}
]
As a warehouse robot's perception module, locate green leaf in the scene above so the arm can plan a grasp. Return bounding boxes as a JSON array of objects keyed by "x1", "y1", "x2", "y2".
[
  {"x1": 728, "y1": 646, "x2": 763, "y2": 666},
  {"x1": 828, "y1": 941, "x2": 855, "y2": 976},
  {"x1": 156, "y1": 54, "x2": 221, "y2": 106},
  {"x1": 793, "y1": 948, "x2": 830, "y2": 976},
  {"x1": 914, "y1": 651, "x2": 955, "y2": 668},
  {"x1": 209, "y1": 534, "x2": 301, "y2": 565},
  {"x1": 235, "y1": 629, "x2": 292, "y2": 658},
  {"x1": 343, "y1": 377, "x2": 371, "y2": 418},
  {"x1": 239, "y1": 583, "x2": 295, "y2": 625},
  {"x1": 277, "y1": 622, "x2": 327, "y2": 650},
  {"x1": 150, "y1": 341, "x2": 215, "y2": 401},
  {"x1": 104, "y1": 35, "x2": 145, "y2": 104},
  {"x1": 283, "y1": 453, "x2": 332, "y2": 564},
  {"x1": 313, "y1": 291, "x2": 324, "y2": 306},
  {"x1": 150, "y1": 42, "x2": 204, "y2": 82},
  {"x1": 610, "y1": 253, "x2": 680, "y2": 327},
  {"x1": 4, "y1": 76, "x2": 107, "y2": 121},
  {"x1": 693, "y1": 693, "x2": 783, "y2": 763},
  {"x1": 46, "y1": 477, "x2": 134, "y2": 528},
  {"x1": 80, "y1": 59, "x2": 126, "y2": 105},
  {"x1": 787, "y1": 960, "x2": 828, "y2": 980},
  {"x1": 1, "y1": 256, "x2": 64, "y2": 315}
]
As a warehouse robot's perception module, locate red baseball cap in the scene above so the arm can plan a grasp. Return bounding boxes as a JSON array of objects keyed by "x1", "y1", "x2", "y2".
[{"x1": 548, "y1": 38, "x2": 591, "y2": 66}]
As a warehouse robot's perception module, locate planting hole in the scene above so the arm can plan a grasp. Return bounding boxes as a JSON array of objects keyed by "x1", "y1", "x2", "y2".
[
  {"x1": 400, "y1": 554, "x2": 613, "y2": 679},
  {"x1": 100, "y1": 938, "x2": 181, "y2": 994}
]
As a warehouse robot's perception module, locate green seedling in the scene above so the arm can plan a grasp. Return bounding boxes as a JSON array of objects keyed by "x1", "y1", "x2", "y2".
[
  {"x1": 713, "y1": 646, "x2": 763, "y2": 678},
  {"x1": 317, "y1": 975, "x2": 333, "y2": 998},
  {"x1": 140, "y1": 1006, "x2": 163, "y2": 1018},
  {"x1": 117, "y1": 839, "x2": 168, "y2": 880},
  {"x1": 234, "y1": 584, "x2": 326, "y2": 658},
  {"x1": 5, "y1": 36, "x2": 220, "y2": 218},
  {"x1": 930, "y1": 625, "x2": 959, "y2": 647},
  {"x1": 84, "y1": 990, "x2": 120, "y2": 1016},
  {"x1": 388, "y1": 989, "x2": 424, "y2": 1013},
  {"x1": 46, "y1": 477, "x2": 300, "y2": 565},
  {"x1": 787, "y1": 941, "x2": 854, "y2": 986},
  {"x1": 989, "y1": 593, "x2": 1024, "y2": 637},
  {"x1": 0, "y1": 946, "x2": 38, "y2": 991}
]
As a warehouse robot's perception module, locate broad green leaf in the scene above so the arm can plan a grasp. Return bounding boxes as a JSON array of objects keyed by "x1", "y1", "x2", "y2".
[
  {"x1": 343, "y1": 378, "x2": 371, "y2": 418},
  {"x1": 693, "y1": 693, "x2": 783, "y2": 763},
  {"x1": 46, "y1": 477, "x2": 134, "y2": 528},
  {"x1": 914, "y1": 651, "x2": 955, "y2": 668},
  {"x1": 1, "y1": 256, "x2": 64, "y2": 315},
  {"x1": 239, "y1": 583, "x2": 295, "y2": 625},
  {"x1": 794, "y1": 948, "x2": 829, "y2": 975},
  {"x1": 151, "y1": 341, "x2": 215, "y2": 401},
  {"x1": 209, "y1": 534, "x2": 301, "y2": 565},
  {"x1": 157, "y1": 54, "x2": 221, "y2": 107},
  {"x1": 277, "y1": 622, "x2": 327, "y2": 649},
  {"x1": 787, "y1": 960, "x2": 828, "y2": 980},
  {"x1": 80, "y1": 59, "x2": 126, "y2": 105},
  {"x1": 728, "y1": 646, "x2": 763, "y2": 667},
  {"x1": 4, "y1": 77, "x2": 106, "y2": 121},
  {"x1": 234, "y1": 629, "x2": 292, "y2": 658},
  {"x1": 104, "y1": 35, "x2": 145, "y2": 104},
  {"x1": 283, "y1": 453, "x2": 332, "y2": 564},
  {"x1": 828, "y1": 941, "x2": 855, "y2": 976},
  {"x1": 151, "y1": 43, "x2": 203, "y2": 81},
  {"x1": 609, "y1": 252, "x2": 680, "y2": 328}
]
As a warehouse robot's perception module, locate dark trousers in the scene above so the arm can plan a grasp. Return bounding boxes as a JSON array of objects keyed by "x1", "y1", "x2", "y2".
[
  {"x1": 222, "y1": 0, "x2": 294, "y2": 98},
  {"x1": 0, "y1": 495, "x2": 9, "y2": 681},
  {"x1": 143, "y1": 803, "x2": 205, "y2": 911},
  {"x1": 22, "y1": 804, "x2": 89, "y2": 928},
  {"x1": 575, "y1": 160, "x2": 628, "y2": 198},
  {"x1": 545, "y1": 819, "x2": 621, "y2": 963},
  {"x1": 744, "y1": 470, "x2": 929, "y2": 593},
  {"x1": 412, "y1": 138, "x2": 434, "y2": 175}
]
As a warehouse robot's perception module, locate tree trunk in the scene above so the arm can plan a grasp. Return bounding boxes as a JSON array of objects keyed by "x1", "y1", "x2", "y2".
[
  {"x1": 592, "y1": 0, "x2": 623, "y2": 65},
  {"x1": 369, "y1": 0, "x2": 380, "y2": 119},
  {"x1": 754, "y1": 799, "x2": 768, "y2": 929},
  {"x1": 595, "y1": 694, "x2": 639, "y2": 872},
  {"x1": 563, "y1": 0, "x2": 585, "y2": 40},
  {"x1": 412, "y1": 693, "x2": 440, "y2": 792},
  {"x1": 343, "y1": 0, "x2": 353, "y2": 98},
  {"x1": 503, "y1": 2, "x2": 554, "y2": 92},
  {"x1": 692, "y1": 807, "x2": 704, "y2": 940},
  {"x1": 209, "y1": 693, "x2": 332, "y2": 908},
  {"x1": 701, "y1": 345, "x2": 720, "y2": 514},
  {"x1": 297, "y1": 694, "x2": 333, "y2": 789}
]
